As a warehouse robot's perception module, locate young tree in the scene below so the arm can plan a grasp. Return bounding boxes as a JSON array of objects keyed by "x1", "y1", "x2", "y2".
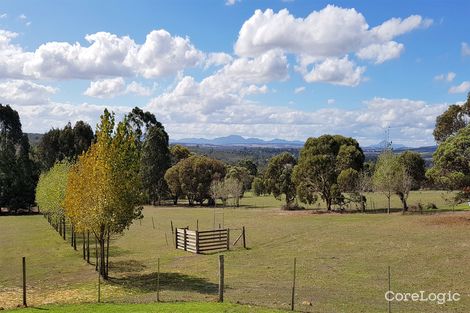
[
  {"x1": 394, "y1": 151, "x2": 426, "y2": 212},
  {"x1": 224, "y1": 177, "x2": 244, "y2": 207},
  {"x1": 64, "y1": 110, "x2": 143, "y2": 279},
  {"x1": 293, "y1": 135, "x2": 364, "y2": 211},
  {"x1": 140, "y1": 126, "x2": 171, "y2": 205},
  {"x1": 373, "y1": 151, "x2": 401, "y2": 214},
  {"x1": 210, "y1": 180, "x2": 229, "y2": 206},
  {"x1": 264, "y1": 152, "x2": 297, "y2": 208},
  {"x1": 252, "y1": 177, "x2": 266, "y2": 196},
  {"x1": 337, "y1": 168, "x2": 372, "y2": 212},
  {"x1": 226, "y1": 166, "x2": 252, "y2": 195},
  {"x1": 164, "y1": 166, "x2": 183, "y2": 205},
  {"x1": 36, "y1": 162, "x2": 71, "y2": 233}
]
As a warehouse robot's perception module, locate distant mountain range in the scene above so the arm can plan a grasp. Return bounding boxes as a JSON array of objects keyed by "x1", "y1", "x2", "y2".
[
  {"x1": 172, "y1": 135, "x2": 422, "y2": 150},
  {"x1": 171, "y1": 135, "x2": 304, "y2": 147},
  {"x1": 27, "y1": 132, "x2": 436, "y2": 155}
]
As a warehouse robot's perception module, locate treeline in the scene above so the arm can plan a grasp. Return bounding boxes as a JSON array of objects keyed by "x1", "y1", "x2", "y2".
[{"x1": 252, "y1": 94, "x2": 470, "y2": 212}]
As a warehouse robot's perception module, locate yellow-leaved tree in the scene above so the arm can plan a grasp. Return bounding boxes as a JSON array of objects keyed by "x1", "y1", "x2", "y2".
[
  {"x1": 64, "y1": 110, "x2": 142, "y2": 279},
  {"x1": 36, "y1": 161, "x2": 71, "y2": 238}
]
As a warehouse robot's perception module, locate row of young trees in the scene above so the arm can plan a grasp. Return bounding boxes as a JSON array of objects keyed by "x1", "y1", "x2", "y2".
[{"x1": 35, "y1": 109, "x2": 167, "y2": 279}]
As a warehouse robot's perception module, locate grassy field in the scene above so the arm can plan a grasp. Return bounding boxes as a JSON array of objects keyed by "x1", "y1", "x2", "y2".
[
  {"x1": 1, "y1": 191, "x2": 470, "y2": 312},
  {"x1": 239, "y1": 190, "x2": 468, "y2": 211},
  {"x1": 4, "y1": 303, "x2": 284, "y2": 312}
]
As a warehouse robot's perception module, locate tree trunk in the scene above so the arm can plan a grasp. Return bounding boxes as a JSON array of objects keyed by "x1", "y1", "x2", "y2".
[
  {"x1": 326, "y1": 198, "x2": 332, "y2": 211},
  {"x1": 173, "y1": 196, "x2": 178, "y2": 205},
  {"x1": 106, "y1": 231, "x2": 110, "y2": 277},
  {"x1": 73, "y1": 229, "x2": 77, "y2": 250},
  {"x1": 398, "y1": 192, "x2": 408, "y2": 213},
  {"x1": 86, "y1": 231, "x2": 90, "y2": 264},
  {"x1": 70, "y1": 225, "x2": 74, "y2": 247},
  {"x1": 82, "y1": 232, "x2": 86, "y2": 260},
  {"x1": 100, "y1": 238, "x2": 106, "y2": 279},
  {"x1": 360, "y1": 194, "x2": 366, "y2": 212},
  {"x1": 95, "y1": 237, "x2": 98, "y2": 271},
  {"x1": 63, "y1": 217, "x2": 66, "y2": 240},
  {"x1": 387, "y1": 193, "x2": 391, "y2": 214}
]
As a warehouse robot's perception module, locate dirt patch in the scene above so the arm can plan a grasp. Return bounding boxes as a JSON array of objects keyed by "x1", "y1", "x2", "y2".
[{"x1": 424, "y1": 213, "x2": 470, "y2": 226}]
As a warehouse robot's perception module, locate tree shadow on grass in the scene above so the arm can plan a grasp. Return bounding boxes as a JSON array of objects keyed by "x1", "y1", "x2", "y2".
[
  {"x1": 108, "y1": 272, "x2": 218, "y2": 294},
  {"x1": 109, "y1": 259, "x2": 147, "y2": 273}
]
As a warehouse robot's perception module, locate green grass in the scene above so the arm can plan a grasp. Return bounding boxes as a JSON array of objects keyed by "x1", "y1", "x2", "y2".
[
  {"x1": 3, "y1": 302, "x2": 284, "y2": 313},
  {"x1": 238, "y1": 190, "x2": 469, "y2": 211},
  {"x1": 1, "y1": 191, "x2": 470, "y2": 312}
]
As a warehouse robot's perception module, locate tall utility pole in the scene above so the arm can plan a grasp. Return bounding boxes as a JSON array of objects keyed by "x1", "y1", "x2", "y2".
[{"x1": 384, "y1": 126, "x2": 393, "y2": 152}]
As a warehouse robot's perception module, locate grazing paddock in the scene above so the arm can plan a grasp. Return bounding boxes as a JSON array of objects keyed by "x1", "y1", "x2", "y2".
[
  {"x1": 239, "y1": 190, "x2": 469, "y2": 211},
  {"x1": 2, "y1": 302, "x2": 284, "y2": 313},
  {"x1": 1, "y1": 192, "x2": 470, "y2": 312}
]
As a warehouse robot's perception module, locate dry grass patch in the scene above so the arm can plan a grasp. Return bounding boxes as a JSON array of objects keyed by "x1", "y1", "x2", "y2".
[{"x1": 424, "y1": 212, "x2": 470, "y2": 226}]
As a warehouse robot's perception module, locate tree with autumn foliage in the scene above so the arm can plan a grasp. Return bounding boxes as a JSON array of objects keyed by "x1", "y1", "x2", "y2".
[
  {"x1": 36, "y1": 161, "x2": 71, "y2": 237},
  {"x1": 64, "y1": 110, "x2": 143, "y2": 279}
]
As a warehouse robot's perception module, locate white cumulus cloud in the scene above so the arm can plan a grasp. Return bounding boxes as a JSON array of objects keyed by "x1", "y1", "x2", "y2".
[
  {"x1": 234, "y1": 6, "x2": 431, "y2": 85},
  {"x1": 84, "y1": 77, "x2": 154, "y2": 98},
  {"x1": 0, "y1": 29, "x2": 204, "y2": 80},
  {"x1": 356, "y1": 41, "x2": 404, "y2": 64},
  {"x1": 303, "y1": 56, "x2": 365, "y2": 86},
  {"x1": 0, "y1": 80, "x2": 57, "y2": 105}
]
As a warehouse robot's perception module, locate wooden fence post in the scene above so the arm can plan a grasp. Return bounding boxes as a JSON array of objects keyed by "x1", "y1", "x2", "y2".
[
  {"x1": 183, "y1": 228, "x2": 187, "y2": 251},
  {"x1": 291, "y1": 257, "x2": 296, "y2": 311},
  {"x1": 175, "y1": 229, "x2": 178, "y2": 249},
  {"x1": 388, "y1": 266, "x2": 391, "y2": 313},
  {"x1": 218, "y1": 255, "x2": 224, "y2": 302},
  {"x1": 226, "y1": 228, "x2": 230, "y2": 251},
  {"x1": 242, "y1": 226, "x2": 246, "y2": 249},
  {"x1": 171, "y1": 220, "x2": 174, "y2": 234},
  {"x1": 22, "y1": 257, "x2": 27, "y2": 307},
  {"x1": 195, "y1": 230, "x2": 200, "y2": 254},
  {"x1": 157, "y1": 258, "x2": 160, "y2": 302}
]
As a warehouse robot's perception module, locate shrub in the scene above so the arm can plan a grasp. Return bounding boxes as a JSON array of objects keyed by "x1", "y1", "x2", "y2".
[{"x1": 425, "y1": 202, "x2": 438, "y2": 210}]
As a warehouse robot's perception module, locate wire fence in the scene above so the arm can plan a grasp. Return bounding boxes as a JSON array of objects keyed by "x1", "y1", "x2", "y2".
[
  {"x1": 2, "y1": 213, "x2": 470, "y2": 312},
  {"x1": 3, "y1": 253, "x2": 469, "y2": 313}
]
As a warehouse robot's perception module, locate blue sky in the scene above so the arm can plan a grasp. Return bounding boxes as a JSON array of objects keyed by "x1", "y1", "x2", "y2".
[{"x1": 0, "y1": 0, "x2": 469, "y2": 146}]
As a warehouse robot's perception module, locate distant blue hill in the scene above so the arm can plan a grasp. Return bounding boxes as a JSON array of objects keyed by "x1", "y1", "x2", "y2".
[
  {"x1": 364, "y1": 140, "x2": 407, "y2": 150},
  {"x1": 171, "y1": 135, "x2": 304, "y2": 147}
]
